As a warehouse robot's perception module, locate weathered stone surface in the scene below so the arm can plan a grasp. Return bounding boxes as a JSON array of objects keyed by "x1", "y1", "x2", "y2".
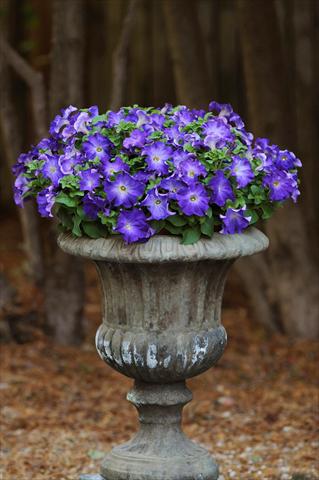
[
  {"x1": 58, "y1": 229, "x2": 269, "y2": 480},
  {"x1": 79, "y1": 475, "x2": 104, "y2": 480},
  {"x1": 58, "y1": 227, "x2": 268, "y2": 263}
]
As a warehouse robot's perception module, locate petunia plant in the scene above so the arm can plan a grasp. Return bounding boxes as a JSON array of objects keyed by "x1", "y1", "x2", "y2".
[{"x1": 13, "y1": 101, "x2": 301, "y2": 244}]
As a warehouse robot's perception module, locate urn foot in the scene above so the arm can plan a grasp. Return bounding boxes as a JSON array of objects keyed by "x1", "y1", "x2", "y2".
[
  {"x1": 101, "y1": 381, "x2": 219, "y2": 480},
  {"x1": 79, "y1": 475, "x2": 104, "y2": 480}
]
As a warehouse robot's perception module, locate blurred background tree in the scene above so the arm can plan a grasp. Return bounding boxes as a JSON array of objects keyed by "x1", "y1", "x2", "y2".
[{"x1": 0, "y1": 0, "x2": 318, "y2": 344}]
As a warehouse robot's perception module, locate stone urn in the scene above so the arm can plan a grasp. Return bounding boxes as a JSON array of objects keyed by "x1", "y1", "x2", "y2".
[{"x1": 58, "y1": 227, "x2": 268, "y2": 480}]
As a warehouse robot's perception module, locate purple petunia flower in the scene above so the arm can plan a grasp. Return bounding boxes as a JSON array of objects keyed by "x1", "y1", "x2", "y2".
[
  {"x1": 164, "y1": 125, "x2": 184, "y2": 146},
  {"x1": 172, "y1": 107, "x2": 195, "y2": 126},
  {"x1": 177, "y1": 183, "x2": 209, "y2": 216},
  {"x1": 100, "y1": 157, "x2": 129, "y2": 177},
  {"x1": 220, "y1": 208, "x2": 251, "y2": 234},
  {"x1": 178, "y1": 159, "x2": 207, "y2": 184},
  {"x1": 230, "y1": 156, "x2": 254, "y2": 188},
  {"x1": 105, "y1": 172, "x2": 144, "y2": 207},
  {"x1": 58, "y1": 146, "x2": 82, "y2": 174},
  {"x1": 142, "y1": 141, "x2": 173, "y2": 175},
  {"x1": 42, "y1": 156, "x2": 63, "y2": 186},
  {"x1": 141, "y1": 189, "x2": 174, "y2": 220},
  {"x1": 82, "y1": 133, "x2": 112, "y2": 160},
  {"x1": 136, "y1": 109, "x2": 149, "y2": 128},
  {"x1": 287, "y1": 172, "x2": 300, "y2": 202},
  {"x1": 160, "y1": 175, "x2": 183, "y2": 200},
  {"x1": 184, "y1": 132, "x2": 202, "y2": 148},
  {"x1": 123, "y1": 129, "x2": 147, "y2": 150},
  {"x1": 79, "y1": 169, "x2": 100, "y2": 192},
  {"x1": 12, "y1": 152, "x2": 32, "y2": 176},
  {"x1": 209, "y1": 101, "x2": 233, "y2": 116},
  {"x1": 134, "y1": 171, "x2": 153, "y2": 183},
  {"x1": 83, "y1": 193, "x2": 108, "y2": 220},
  {"x1": 262, "y1": 170, "x2": 294, "y2": 201},
  {"x1": 115, "y1": 209, "x2": 154, "y2": 243},
  {"x1": 148, "y1": 113, "x2": 166, "y2": 128},
  {"x1": 14, "y1": 174, "x2": 29, "y2": 206},
  {"x1": 209, "y1": 170, "x2": 235, "y2": 207},
  {"x1": 73, "y1": 111, "x2": 91, "y2": 134},
  {"x1": 203, "y1": 118, "x2": 234, "y2": 149},
  {"x1": 37, "y1": 186, "x2": 56, "y2": 217},
  {"x1": 106, "y1": 110, "x2": 123, "y2": 128},
  {"x1": 49, "y1": 105, "x2": 77, "y2": 137},
  {"x1": 275, "y1": 150, "x2": 302, "y2": 170},
  {"x1": 172, "y1": 150, "x2": 194, "y2": 168},
  {"x1": 209, "y1": 101, "x2": 245, "y2": 130}
]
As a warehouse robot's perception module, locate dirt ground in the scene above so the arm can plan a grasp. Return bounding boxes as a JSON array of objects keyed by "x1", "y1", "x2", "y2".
[{"x1": 0, "y1": 217, "x2": 318, "y2": 480}]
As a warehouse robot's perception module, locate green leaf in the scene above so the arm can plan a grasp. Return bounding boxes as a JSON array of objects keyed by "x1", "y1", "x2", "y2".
[
  {"x1": 164, "y1": 223, "x2": 183, "y2": 235},
  {"x1": 59, "y1": 174, "x2": 79, "y2": 190},
  {"x1": 148, "y1": 131, "x2": 163, "y2": 140},
  {"x1": 261, "y1": 205, "x2": 274, "y2": 220},
  {"x1": 245, "y1": 209, "x2": 259, "y2": 224},
  {"x1": 200, "y1": 216, "x2": 214, "y2": 237},
  {"x1": 150, "y1": 220, "x2": 165, "y2": 232},
  {"x1": 55, "y1": 192, "x2": 78, "y2": 208},
  {"x1": 91, "y1": 114, "x2": 108, "y2": 125},
  {"x1": 72, "y1": 215, "x2": 82, "y2": 237},
  {"x1": 206, "y1": 207, "x2": 213, "y2": 218},
  {"x1": 82, "y1": 222, "x2": 107, "y2": 239},
  {"x1": 167, "y1": 215, "x2": 187, "y2": 227},
  {"x1": 76, "y1": 206, "x2": 86, "y2": 219},
  {"x1": 184, "y1": 143, "x2": 195, "y2": 153},
  {"x1": 181, "y1": 226, "x2": 201, "y2": 245},
  {"x1": 57, "y1": 207, "x2": 73, "y2": 230}
]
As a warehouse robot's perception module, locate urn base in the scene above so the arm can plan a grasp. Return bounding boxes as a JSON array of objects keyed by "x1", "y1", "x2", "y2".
[
  {"x1": 100, "y1": 381, "x2": 218, "y2": 480},
  {"x1": 79, "y1": 476, "x2": 104, "y2": 480},
  {"x1": 101, "y1": 447, "x2": 218, "y2": 480}
]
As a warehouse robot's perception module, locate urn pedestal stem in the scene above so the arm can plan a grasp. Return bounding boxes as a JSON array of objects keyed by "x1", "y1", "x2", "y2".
[{"x1": 58, "y1": 228, "x2": 269, "y2": 480}]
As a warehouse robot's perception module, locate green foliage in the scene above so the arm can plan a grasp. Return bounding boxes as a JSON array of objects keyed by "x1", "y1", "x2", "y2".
[{"x1": 181, "y1": 226, "x2": 201, "y2": 245}]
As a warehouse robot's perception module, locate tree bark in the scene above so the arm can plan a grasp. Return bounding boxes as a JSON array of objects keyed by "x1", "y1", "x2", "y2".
[
  {"x1": 0, "y1": 35, "x2": 47, "y2": 139},
  {"x1": 44, "y1": 0, "x2": 86, "y2": 345},
  {"x1": 110, "y1": 0, "x2": 138, "y2": 110},
  {"x1": 236, "y1": 0, "x2": 319, "y2": 338},
  {"x1": 162, "y1": 0, "x2": 210, "y2": 108},
  {"x1": 293, "y1": 0, "x2": 319, "y2": 263},
  {"x1": 0, "y1": 34, "x2": 44, "y2": 283},
  {"x1": 65, "y1": 0, "x2": 85, "y2": 107}
]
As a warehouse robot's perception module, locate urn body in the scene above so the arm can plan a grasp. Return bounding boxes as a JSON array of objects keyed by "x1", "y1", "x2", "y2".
[{"x1": 58, "y1": 228, "x2": 269, "y2": 480}]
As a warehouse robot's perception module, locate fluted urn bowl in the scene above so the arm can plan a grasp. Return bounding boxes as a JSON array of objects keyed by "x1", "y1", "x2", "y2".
[{"x1": 58, "y1": 227, "x2": 268, "y2": 480}]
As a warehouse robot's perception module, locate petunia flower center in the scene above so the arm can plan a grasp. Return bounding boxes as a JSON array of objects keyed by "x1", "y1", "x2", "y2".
[
  {"x1": 153, "y1": 155, "x2": 160, "y2": 163},
  {"x1": 190, "y1": 195, "x2": 197, "y2": 202},
  {"x1": 96, "y1": 147, "x2": 103, "y2": 152},
  {"x1": 273, "y1": 181, "x2": 280, "y2": 187},
  {"x1": 154, "y1": 199, "x2": 161, "y2": 205},
  {"x1": 49, "y1": 166, "x2": 57, "y2": 174},
  {"x1": 124, "y1": 223, "x2": 132, "y2": 231},
  {"x1": 119, "y1": 185, "x2": 127, "y2": 192}
]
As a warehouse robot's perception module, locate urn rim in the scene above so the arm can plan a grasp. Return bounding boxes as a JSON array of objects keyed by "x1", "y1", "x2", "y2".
[{"x1": 57, "y1": 227, "x2": 268, "y2": 263}]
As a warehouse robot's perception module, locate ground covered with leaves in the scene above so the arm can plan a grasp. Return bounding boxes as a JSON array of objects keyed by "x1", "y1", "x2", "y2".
[{"x1": 0, "y1": 218, "x2": 318, "y2": 480}]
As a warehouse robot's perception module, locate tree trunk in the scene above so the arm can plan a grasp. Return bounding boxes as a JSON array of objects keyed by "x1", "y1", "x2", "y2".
[
  {"x1": 151, "y1": 0, "x2": 176, "y2": 105},
  {"x1": 293, "y1": 0, "x2": 319, "y2": 263},
  {"x1": 162, "y1": 0, "x2": 210, "y2": 108},
  {"x1": 44, "y1": 0, "x2": 86, "y2": 345},
  {"x1": 110, "y1": 0, "x2": 138, "y2": 110},
  {"x1": 0, "y1": 13, "x2": 44, "y2": 284},
  {"x1": 236, "y1": 0, "x2": 319, "y2": 338}
]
